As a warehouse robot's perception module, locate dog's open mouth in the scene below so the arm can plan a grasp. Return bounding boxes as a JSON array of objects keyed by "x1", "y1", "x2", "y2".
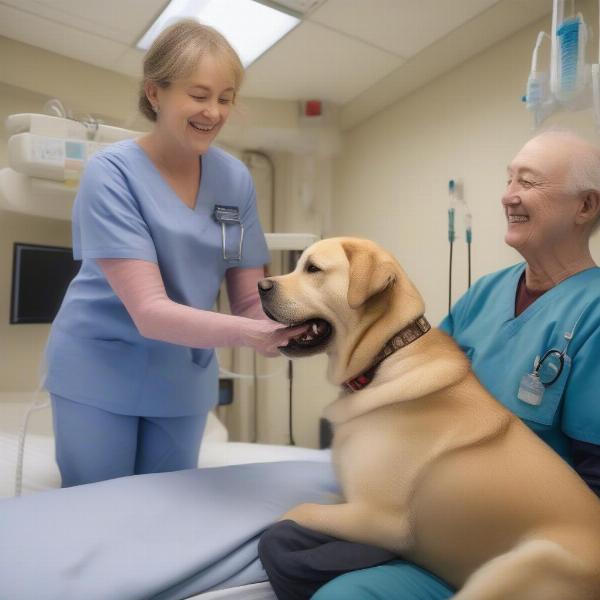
[
  {"x1": 288, "y1": 318, "x2": 332, "y2": 348},
  {"x1": 264, "y1": 308, "x2": 333, "y2": 354}
]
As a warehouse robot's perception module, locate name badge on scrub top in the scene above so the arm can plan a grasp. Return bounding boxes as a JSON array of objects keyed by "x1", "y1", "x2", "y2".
[{"x1": 213, "y1": 205, "x2": 244, "y2": 262}]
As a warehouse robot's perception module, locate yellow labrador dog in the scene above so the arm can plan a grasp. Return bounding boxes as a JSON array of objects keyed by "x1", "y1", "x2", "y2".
[{"x1": 258, "y1": 237, "x2": 600, "y2": 600}]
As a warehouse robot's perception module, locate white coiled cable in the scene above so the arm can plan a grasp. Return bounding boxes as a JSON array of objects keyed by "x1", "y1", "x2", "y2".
[
  {"x1": 14, "y1": 346, "x2": 49, "y2": 497},
  {"x1": 14, "y1": 385, "x2": 49, "y2": 497}
]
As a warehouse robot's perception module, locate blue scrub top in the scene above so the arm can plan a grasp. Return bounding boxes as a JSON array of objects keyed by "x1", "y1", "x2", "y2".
[
  {"x1": 45, "y1": 139, "x2": 270, "y2": 417},
  {"x1": 439, "y1": 263, "x2": 600, "y2": 461}
]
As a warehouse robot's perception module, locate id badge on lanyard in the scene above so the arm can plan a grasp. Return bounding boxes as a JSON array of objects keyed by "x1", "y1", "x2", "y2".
[{"x1": 213, "y1": 205, "x2": 244, "y2": 262}]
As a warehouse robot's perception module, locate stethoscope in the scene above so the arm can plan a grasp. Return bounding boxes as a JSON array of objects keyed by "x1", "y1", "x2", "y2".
[
  {"x1": 535, "y1": 305, "x2": 587, "y2": 383},
  {"x1": 533, "y1": 347, "x2": 566, "y2": 386},
  {"x1": 213, "y1": 204, "x2": 244, "y2": 262},
  {"x1": 518, "y1": 306, "x2": 587, "y2": 406}
]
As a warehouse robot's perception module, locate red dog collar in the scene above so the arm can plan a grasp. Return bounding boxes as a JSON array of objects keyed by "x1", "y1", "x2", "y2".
[{"x1": 343, "y1": 316, "x2": 431, "y2": 392}]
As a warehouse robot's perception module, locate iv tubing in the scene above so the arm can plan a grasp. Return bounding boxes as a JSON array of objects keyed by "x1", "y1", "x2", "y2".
[
  {"x1": 531, "y1": 31, "x2": 549, "y2": 73},
  {"x1": 448, "y1": 180, "x2": 456, "y2": 312}
]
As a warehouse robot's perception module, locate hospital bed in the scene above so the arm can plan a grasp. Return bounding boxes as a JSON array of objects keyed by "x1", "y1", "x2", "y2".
[{"x1": 0, "y1": 393, "x2": 332, "y2": 600}]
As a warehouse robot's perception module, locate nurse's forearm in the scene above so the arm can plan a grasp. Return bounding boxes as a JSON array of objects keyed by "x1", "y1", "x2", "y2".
[
  {"x1": 225, "y1": 266, "x2": 270, "y2": 320},
  {"x1": 97, "y1": 258, "x2": 278, "y2": 349},
  {"x1": 136, "y1": 296, "x2": 254, "y2": 347}
]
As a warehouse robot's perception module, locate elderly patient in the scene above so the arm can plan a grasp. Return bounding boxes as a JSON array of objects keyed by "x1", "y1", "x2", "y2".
[{"x1": 258, "y1": 131, "x2": 600, "y2": 600}]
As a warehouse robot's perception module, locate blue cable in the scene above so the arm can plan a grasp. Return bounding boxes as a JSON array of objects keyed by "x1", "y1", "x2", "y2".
[{"x1": 448, "y1": 179, "x2": 456, "y2": 243}]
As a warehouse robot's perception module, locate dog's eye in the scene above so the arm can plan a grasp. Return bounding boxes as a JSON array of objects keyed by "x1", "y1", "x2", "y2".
[{"x1": 306, "y1": 263, "x2": 321, "y2": 273}]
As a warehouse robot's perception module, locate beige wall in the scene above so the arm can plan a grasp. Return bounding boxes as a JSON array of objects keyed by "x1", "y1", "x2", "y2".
[{"x1": 332, "y1": 2, "x2": 600, "y2": 326}]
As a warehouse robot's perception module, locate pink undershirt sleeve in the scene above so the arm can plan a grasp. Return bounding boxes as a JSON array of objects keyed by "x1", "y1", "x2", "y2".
[
  {"x1": 225, "y1": 266, "x2": 270, "y2": 321},
  {"x1": 96, "y1": 258, "x2": 297, "y2": 353}
]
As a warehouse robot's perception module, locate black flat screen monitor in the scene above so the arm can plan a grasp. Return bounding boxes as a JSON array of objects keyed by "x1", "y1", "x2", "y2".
[{"x1": 10, "y1": 243, "x2": 81, "y2": 324}]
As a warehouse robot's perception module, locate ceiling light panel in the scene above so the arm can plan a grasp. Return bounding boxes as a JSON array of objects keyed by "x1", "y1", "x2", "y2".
[{"x1": 137, "y1": 0, "x2": 300, "y2": 67}]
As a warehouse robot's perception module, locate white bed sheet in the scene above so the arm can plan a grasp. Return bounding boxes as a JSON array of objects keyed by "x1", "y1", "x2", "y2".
[
  {"x1": 0, "y1": 396, "x2": 329, "y2": 600},
  {"x1": 189, "y1": 581, "x2": 276, "y2": 600}
]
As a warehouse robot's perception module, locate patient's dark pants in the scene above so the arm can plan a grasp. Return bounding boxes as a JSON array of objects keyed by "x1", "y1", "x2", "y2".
[{"x1": 258, "y1": 519, "x2": 397, "y2": 600}]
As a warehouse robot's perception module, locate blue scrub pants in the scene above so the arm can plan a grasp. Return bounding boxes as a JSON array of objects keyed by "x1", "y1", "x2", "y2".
[
  {"x1": 51, "y1": 394, "x2": 207, "y2": 487},
  {"x1": 312, "y1": 561, "x2": 454, "y2": 600}
]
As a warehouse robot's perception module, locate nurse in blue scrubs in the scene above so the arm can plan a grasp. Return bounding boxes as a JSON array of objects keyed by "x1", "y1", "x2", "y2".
[
  {"x1": 45, "y1": 20, "x2": 304, "y2": 488},
  {"x1": 259, "y1": 131, "x2": 600, "y2": 600}
]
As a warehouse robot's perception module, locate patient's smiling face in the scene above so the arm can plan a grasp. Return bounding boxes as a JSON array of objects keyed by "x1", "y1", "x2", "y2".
[{"x1": 502, "y1": 135, "x2": 584, "y2": 256}]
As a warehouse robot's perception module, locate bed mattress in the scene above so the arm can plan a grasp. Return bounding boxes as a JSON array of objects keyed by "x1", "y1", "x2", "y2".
[{"x1": 0, "y1": 396, "x2": 329, "y2": 599}]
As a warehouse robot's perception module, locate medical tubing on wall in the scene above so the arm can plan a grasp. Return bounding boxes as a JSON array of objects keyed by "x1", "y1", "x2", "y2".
[
  {"x1": 448, "y1": 179, "x2": 473, "y2": 305},
  {"x1": 448, "y1": 180, "x2": 456, "y2": 312},
  {"x1": 465, "y1": 212, "x2": 472, "y2": 288},
  {"x1": 467, "y1": 243, "x2": 472, "y2": 289},
  {"x1": 448, "y1": 240, "x2": 454, "y2": 313}
]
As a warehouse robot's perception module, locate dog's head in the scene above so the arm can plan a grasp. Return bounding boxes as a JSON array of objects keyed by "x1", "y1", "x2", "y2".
[{"x1": 259, "y1": 237, "x2": 425, "y2": 385}]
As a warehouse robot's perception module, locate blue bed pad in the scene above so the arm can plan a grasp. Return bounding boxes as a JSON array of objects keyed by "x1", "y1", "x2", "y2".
[{"x1": 0, "y1": 460, "x2": 338, "y2": 599}]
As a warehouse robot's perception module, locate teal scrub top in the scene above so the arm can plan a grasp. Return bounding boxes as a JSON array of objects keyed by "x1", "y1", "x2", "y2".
[
  {"x1": 45, "y1": 140, "x2": 270, "y2": 417},
  {"x1": 439, "y1": 263, "x2": 600, "y2": 461}
]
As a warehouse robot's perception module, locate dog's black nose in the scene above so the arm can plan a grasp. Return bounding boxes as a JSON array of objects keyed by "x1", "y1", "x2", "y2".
[{"x1": 258, "y1": 278, "x2": 275, "y2": 296}]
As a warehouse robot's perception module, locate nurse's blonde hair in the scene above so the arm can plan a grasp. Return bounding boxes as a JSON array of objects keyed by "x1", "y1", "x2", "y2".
[{"x1": 138, "y1": 19, "x2": 244, "y2": 122}]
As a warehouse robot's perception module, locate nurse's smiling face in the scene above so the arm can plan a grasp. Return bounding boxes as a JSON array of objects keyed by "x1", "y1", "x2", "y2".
[
  {"x1": 502, "y1": 135, "x2": 583, "y2": 256},
  {"x1": 149, "y1": 52, "x2": 235, "y2": 156}
]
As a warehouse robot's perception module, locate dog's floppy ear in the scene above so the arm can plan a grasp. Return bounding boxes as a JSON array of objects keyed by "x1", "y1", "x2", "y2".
[{"x1": 342, "y1": 241, "x2": 397, "y2": 309}]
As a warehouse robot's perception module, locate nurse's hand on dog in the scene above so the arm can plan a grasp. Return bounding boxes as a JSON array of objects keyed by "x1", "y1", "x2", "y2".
[{"x1": 241, "y1": 320, "x2": 309, "y2": 357}]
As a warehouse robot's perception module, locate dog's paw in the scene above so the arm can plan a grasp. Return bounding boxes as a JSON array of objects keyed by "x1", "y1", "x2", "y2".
[{"x1": 279, "y1": 502, "x2": 320, "y2": 526}]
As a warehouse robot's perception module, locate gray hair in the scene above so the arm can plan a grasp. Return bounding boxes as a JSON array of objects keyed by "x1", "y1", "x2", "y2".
[{"x1": 532, "y1": 129, "x2": 600, "y2": 233}]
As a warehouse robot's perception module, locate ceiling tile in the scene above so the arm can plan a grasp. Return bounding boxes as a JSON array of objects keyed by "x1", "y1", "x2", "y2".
[
  {"x1": 0, "y1": 0, "x2": 166, "y2": 44},
  {"x1": 310, "y1": 0, "x2": 500, "y2": 57},
  {"x1": 243, "y1": 20, "x2": 403, "y2": 104},
  {"x1": 0, "y1": 3, "x2": 128, "y2": 69}
]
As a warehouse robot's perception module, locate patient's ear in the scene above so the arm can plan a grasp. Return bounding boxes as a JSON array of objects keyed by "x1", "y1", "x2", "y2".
[{"x1": 342, "y1": 241, "x2": 396, "y2": 309}]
